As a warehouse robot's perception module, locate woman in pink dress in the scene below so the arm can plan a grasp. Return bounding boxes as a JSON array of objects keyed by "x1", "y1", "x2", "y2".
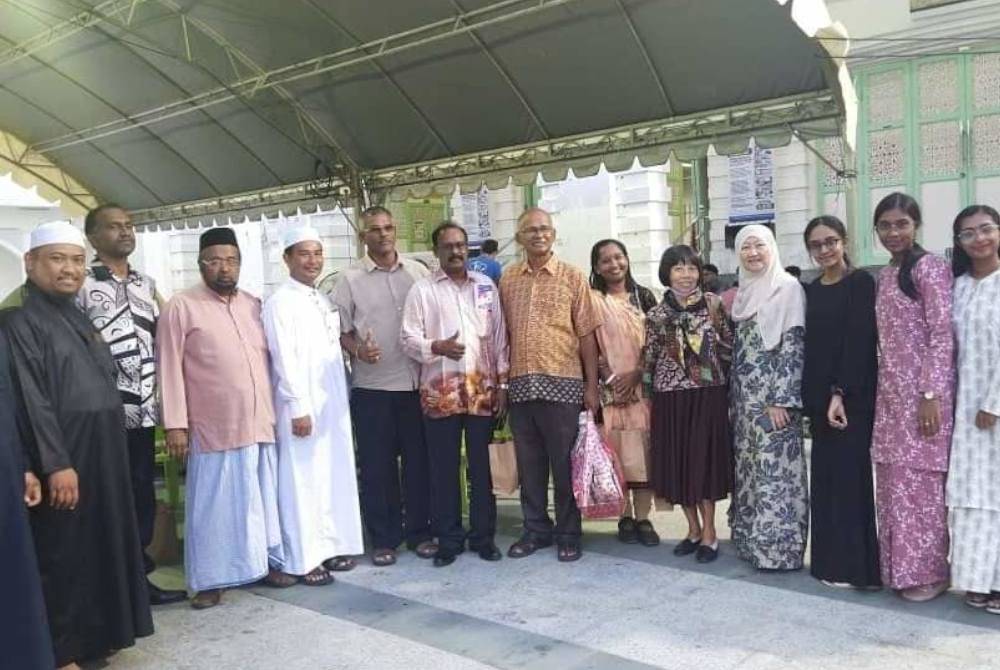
[{"x1": 872, "y1": 192, "x2": 955, "y2": 602}]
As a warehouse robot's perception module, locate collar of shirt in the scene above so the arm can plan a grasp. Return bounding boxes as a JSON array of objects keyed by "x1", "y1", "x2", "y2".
[
  {"x1": 90, "y1": 261, "x2": 140, "y2": 283},
  {"x1": 196, "y1": 282, "x2": 243, "y2": 304},
  {"x1": 361, "y1": 252, "x2": 405, "y2": 273},
  {"x1": 518, "y1": 253, "x2": 560, "y2": 276},
  {"x1": 431, "y1": 268, "x2": 474, "y2": 286},
  {"x1": 287, "y1": 277, "x2": 320, "y2": 294}
]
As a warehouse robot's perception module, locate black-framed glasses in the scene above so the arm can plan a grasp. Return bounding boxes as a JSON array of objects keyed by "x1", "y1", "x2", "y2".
[{"x1": 806, "y1": 236, "x2": 842, "y2": 253}]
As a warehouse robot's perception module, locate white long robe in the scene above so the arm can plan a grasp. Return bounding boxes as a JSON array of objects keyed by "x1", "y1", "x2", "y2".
[
  {"x1": 263, "y1": 279, "x2": 364, "y2": 575},
  {"x1": 948, "y1": 270, "x2": 1000, "y2": 592}
]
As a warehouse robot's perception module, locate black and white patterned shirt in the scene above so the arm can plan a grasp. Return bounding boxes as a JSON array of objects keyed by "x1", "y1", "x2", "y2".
[{"x1": 78, "y1": 263, "x2": 160, "y2": 429}]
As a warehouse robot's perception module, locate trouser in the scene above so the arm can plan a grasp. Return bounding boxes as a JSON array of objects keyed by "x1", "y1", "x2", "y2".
[
  {"x1": 509, "y1": 401, "x2": 582, "y2": 544},
  {"x1": 423, "y1": 413, "x2": 497, "y2": 555},
  {"x1": 127, "y1": 427, "x2": 157, "y2": 574},
  {"x1": 350, "y1": 388, "x2": 432, "y2": 550}
]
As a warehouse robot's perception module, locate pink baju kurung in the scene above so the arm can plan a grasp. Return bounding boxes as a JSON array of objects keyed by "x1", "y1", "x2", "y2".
[{"x1": 873, "y1": 254, "x2": 954, "y2": 590}]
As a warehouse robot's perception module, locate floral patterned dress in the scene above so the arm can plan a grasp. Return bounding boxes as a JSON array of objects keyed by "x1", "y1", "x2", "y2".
[{"x1": 729, "y1": 320, "x2": 808, "y2": 570}]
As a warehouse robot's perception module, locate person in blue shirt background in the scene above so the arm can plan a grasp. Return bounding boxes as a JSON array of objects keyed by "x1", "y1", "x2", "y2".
[{"x1": 468, "y1": 238, "x2": 503, "y2": 284}]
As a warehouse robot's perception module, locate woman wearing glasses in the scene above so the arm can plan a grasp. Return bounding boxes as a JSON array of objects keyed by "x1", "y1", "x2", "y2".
[
  {"x1": 872, "y1": 192, "x2": 954, "y2": 602},
  {"x1": 801, "y1": 216, "x2": 880, "y2": 589},
  {"x1": 728, "y1": 224, "x2": 808, "y2": 571},
  {"x1": 948, "y1": 205, "x2": 1000, "y2": 614}
]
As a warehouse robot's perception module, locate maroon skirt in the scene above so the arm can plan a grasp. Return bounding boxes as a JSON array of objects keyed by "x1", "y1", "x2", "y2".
[{"x1": 650, "y1": 386, "x2": 732, "y2": 505}]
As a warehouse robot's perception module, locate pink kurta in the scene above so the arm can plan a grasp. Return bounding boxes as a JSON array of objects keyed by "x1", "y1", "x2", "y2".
[{"x1": 873, "y1": 254, "x2": 954, "y2": 589}]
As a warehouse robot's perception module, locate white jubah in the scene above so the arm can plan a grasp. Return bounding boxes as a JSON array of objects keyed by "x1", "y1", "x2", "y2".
[{"x1": 262, "y1": 278, "x2": 364, "y2": 575}]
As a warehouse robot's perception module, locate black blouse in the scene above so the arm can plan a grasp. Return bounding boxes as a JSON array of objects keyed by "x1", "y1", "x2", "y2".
[{"x1": 802, "y1": 269, "x2": 878, "y2": 419}]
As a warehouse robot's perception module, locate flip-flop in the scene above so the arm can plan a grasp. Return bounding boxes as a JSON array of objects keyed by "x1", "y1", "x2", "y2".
[
  {"x1": 301, "y1": 567, "x2": 334, "y2": 587},
  {"x1": 323, "y1": 556, "x2": 357, "y2": 572}
]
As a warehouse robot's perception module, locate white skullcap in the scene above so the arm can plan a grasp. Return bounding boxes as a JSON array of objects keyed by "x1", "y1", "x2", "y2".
[
  {"x1": 29, "y1": 221, "x2": 86, "y2": 251},
  {"x1": 282, "y1": 226, "x2": 322, "y2": 250}
]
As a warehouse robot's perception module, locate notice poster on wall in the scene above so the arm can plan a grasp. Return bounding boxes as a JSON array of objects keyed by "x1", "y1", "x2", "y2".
[
  {"x1": 728, "y1": 147, "x2": 775, "y2": 225},
  {"x1": 461, "y1": 186, "x2": 491, "y2": 247}
]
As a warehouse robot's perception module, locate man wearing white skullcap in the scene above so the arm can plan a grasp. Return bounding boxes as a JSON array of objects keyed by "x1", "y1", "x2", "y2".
[
  {"x1": 261, "y1": 226, "x2": 364, "y2": 585},
  {"x1": 4, "y1": 220, "x2": 153, "y2": 668}
]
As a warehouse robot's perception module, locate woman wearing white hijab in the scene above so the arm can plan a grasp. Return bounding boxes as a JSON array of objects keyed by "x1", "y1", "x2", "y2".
[{"x1": 729, "y1": 224, "x2": 809, "y2": 570}]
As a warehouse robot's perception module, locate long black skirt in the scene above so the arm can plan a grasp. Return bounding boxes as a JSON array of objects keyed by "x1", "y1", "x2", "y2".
[
  {"x1": 809, "y1": 413, "x2": 881, "y2": 587},
  {"x1": 651, "y1": 387, "x2": 732, "y2": 505}
]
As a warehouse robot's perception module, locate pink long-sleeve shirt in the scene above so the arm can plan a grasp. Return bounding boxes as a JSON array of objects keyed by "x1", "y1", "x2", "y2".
[
  {"x1": 157, "y1": 283, "x2": 275, "y2": 452},
  {"x1": 400, "y1": 269, "x2": 509, "y2": 419}
]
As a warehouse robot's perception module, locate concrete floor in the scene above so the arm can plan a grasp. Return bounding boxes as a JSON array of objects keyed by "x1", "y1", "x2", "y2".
[{"x1": 103, "y1": 498, "x2": 1000, "y2": 670}]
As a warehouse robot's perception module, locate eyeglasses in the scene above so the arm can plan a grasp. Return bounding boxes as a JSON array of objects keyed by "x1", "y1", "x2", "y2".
[
  {"x1": 875, "y1": 219, "x2": 913, "y2": 234},
  {"x1": 956, "y1": 222, "x2": 1000, "y2": 244},
  {"x1": 519, "y1": 225, "x2": 553, "y2": 237},
  {"x1": 807, "y1": 236, "x2": 842, "y2": 253},
  {"x1": 200, "y1": 257, "x2": 241, "y2": 269}
]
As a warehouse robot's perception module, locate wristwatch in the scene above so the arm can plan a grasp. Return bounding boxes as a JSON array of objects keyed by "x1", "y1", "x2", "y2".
[
  {"x1": 498, "y1": 383, "x2": 509, "y2": 390},
  {"x1": 922, "y1": 391, "x2": 936, "y2": 401}
]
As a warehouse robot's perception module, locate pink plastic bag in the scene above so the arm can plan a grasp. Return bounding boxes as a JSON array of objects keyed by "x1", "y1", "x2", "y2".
[{"x1": 571, "y1": 410, "x2": 626, "y2": 519}]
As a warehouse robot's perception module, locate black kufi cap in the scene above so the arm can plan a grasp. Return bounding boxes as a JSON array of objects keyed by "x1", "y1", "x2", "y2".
[{"x1": 199, "y1": 227, "x2": 239, "y2": 251}]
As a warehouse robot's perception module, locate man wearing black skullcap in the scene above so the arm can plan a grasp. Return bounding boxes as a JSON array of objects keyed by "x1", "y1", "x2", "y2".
[{"x1": 157, "y1": 227, "x2": 284, "y2": 609}]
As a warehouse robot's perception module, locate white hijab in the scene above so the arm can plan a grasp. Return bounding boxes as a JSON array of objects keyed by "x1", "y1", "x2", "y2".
[{"x1": 731, "y1": 224, "x2": 805, "y2": 350}]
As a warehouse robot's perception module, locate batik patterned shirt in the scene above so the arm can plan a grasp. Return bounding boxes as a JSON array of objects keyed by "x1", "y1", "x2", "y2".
[{"x1": 78, "y1": 263, "x2": 159, "y2": 429}]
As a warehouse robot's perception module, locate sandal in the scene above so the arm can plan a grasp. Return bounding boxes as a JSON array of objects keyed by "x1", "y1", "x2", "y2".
[
  {"x1": 557, "y1": 543, "x2": 582, "y2": 563},
  {"x1": 301, "y1": 567, "x2": 334, "y2": 587},
  {"x1": 966, "y1": 591, "x2": 991, "y2": 609},
  {"x1": 986, "y1": 593, "x2": 1000, "y2": 615},
  {"x1": 263, "y1": 570, "x2": 297, "y2": 588},
  {"x1": 372, "y1": 548, "x2": 397, "y2": 567},
  {"x1": 191, "y1": 589, "x2": 222, "y2": 610},
  {"x1": 507, "y1": 537, "x2": 551, "y2": 559},
  {"x1": 323, "y1": 556, "x2": 357, "y2": 572},
  {"x1": 635, "y1": 520, "x2": 660, "y2": 547},
  {"x1": 617, "y1": 517, "x2": 638, "y2": 544}
]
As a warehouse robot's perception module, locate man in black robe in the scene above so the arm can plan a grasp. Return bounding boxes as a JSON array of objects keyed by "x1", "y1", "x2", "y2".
[
  {"x1": 0, "y1": 325, "x2": 54, "y2": 669},
  {"x1": 4, "y1": 221, "x2": 153, "y2": 669}
]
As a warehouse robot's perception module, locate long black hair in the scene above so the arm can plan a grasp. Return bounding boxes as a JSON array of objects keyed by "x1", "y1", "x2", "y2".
[
  {"x1": 589, "y1": 239, "x2": 657, "y2": 313},
  {"x1": 873, "y1": 192, "x2": 926, "y2": 300},
  {"x1": 952, "y1": 204, "x2": 1000, "y2": 277},
  {"x1": 803, "y1": 215, "x2": 852, "y2": 269}
]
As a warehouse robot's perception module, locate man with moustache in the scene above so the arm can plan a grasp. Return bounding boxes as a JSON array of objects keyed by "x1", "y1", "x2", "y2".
[
  {"x1": 333, "y1": 206, "x2": 434, "y2": 566},
  {"x1": 157, "y1": 227, "x2": 282, "y2": 609},
  {"x1": 4, "y1": 221, "x2": 152, "y2": 669},
  {"x1": 77, "y1": 203, "x2": 185, "y2": 606},
  {"x1": 401, "y1": 222, "x2": 509, "y2": 566},
  {"x1": 262, "y1": 226, "x2": 364, "y2": 585},
  {"x1": 499, "y1": 207, "x2": 601, "y2": 563}
]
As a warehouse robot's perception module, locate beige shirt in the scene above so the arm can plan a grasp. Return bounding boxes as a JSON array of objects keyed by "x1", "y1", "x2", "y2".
[
  {"x1": 157, "y1": 284, "x2": 275, "y2": 451},
  {"x1": 334, "y1": 254, "x2": 429, "y2": 392}
]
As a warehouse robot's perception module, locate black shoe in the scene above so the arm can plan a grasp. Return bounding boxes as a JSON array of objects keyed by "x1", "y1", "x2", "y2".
[
  {"x1": 148, "y1": 580, "x2": 187, "y2": 605},
  {"x1": 507, "y1": 537, "x2": 552, "y2": 558},
  {"x1": 475, "y1": 542, "x2": 502, "y2": 562},
  {"x1": 672, "y1": 537, "x2": 701, "y2": 556},
  {"x1": 695, "y1": 544, "x2": 719, "y2": 563},
  {"x1": 635, "y1": 520, "x2": 660, "y2": 547},
  {"x1": 617, "y1": 516, "x2": 638, "y2": 544},
  {"x1": 433, "y1": 553, "x2": 457, "y2": 567}
]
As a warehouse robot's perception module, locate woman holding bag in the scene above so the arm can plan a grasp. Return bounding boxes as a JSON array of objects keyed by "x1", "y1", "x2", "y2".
[
  {"x1": 589, "y1": 239, "x2": 660, "y2": 545},
  {"x1": 645, "y1": 245, "x2": 733, "y2": 563},
  {"x1": 729, "y1": 224, "x2": 808, "y2": 571}
]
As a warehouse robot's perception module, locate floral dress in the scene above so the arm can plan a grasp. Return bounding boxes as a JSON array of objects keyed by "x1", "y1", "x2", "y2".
[{"x1": 729, "y1": 320, "x2": 808, "y2": 570}]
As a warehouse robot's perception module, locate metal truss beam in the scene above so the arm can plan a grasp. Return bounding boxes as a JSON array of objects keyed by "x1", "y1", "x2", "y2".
[
  {"x1": 0, "y1": 130, "x2": 97, "y2": 215},
  {"x1": 27, "y1": 0, "x2": 583, "y2": 155},
  {"x1": 129, "y1": 91, "x2": 842, "y2": 228}
]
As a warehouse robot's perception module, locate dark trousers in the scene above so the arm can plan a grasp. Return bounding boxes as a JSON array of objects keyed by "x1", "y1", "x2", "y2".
[
  {"x1": 508, "y1": 401, "x2": 582, "y2": 544},
  {"x1": 423, "y1": 413, "x2": 497, "y2": 555},
  {"x1": 350, "y1": 388, "x2": 432, "y2": 550},
  {"x1": 127, "y1": 427, "x2": 157, "y2": 574}
]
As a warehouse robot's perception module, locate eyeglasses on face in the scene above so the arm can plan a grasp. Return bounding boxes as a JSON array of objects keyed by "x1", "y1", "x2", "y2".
[
  {"x1": 875, "y1": 219, "x2": 913, "y2": 234},
  {"x1": 807, "y1": 236, "x2": 842, "y2": 253},
  {"x1": 956, "y1": 222, "x2": 1000, "y2": 244}
]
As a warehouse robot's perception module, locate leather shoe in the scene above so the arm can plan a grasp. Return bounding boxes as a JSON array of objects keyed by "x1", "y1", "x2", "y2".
[
  {"x1": 672, "y1": 537, "x2": 701, "y2": 557},
  {"x1": 507, "y1": 537, "x2": 552, "y2": 558},
  {"x1": 148, "y1": 580, "x2": 187, "y2": 605},
  {"x1": 475, "y1": 543, "x2": 502, "y2": 561},
  {"x1": 413, "y1": 540, "x2": 439, "y2": 559},
  {"x1": 695, "y1": 544, "x2": 719, "y2": 563},
  {"x1": 433, "y1": 553, "x2": 457, "y2": 567}
]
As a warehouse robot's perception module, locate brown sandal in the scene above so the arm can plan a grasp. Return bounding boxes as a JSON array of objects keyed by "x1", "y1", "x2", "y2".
[
  {"x1": 263, "y1": 570, "x2": 297, "y2": 588},
  {"x1": 191, "y1": 589, "x2": 222, "y2": 610},
  {"x1": 323, "y1": 556, "x2": 357, "y2": 572},
  {"x1": 372, "y1": 548, "x2": 397, "y2": 566},
  {"x1": 301, "y1": 567, "x2": 334, "y2": 587}
]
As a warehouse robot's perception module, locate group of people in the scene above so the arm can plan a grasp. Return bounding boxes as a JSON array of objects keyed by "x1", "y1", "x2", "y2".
[{"x1": 4, "y1": 190, "x2": 1000, "y2": 668}]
